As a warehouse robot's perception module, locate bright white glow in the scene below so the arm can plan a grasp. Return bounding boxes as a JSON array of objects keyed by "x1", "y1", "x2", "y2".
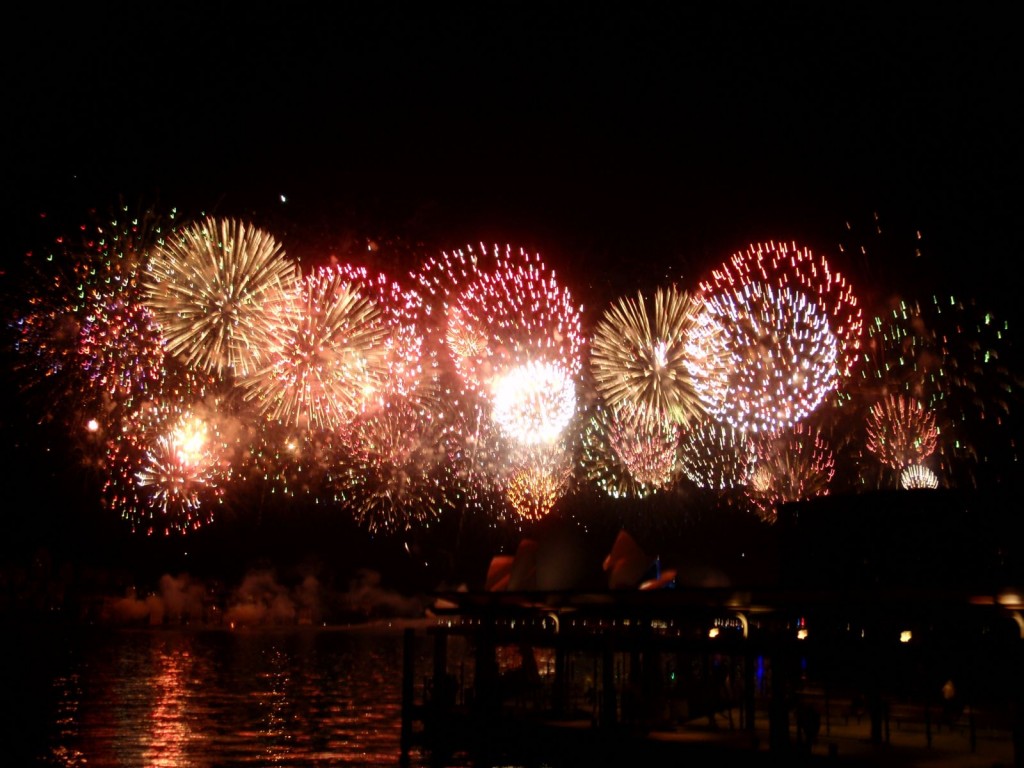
[
  {"x1": 490, "y1": 360, "x2": 576, "y2": 445},
  {"x1": 171, "y1": 416, "x2": 208, "y2": 466},
  {"x1": 900, "y1": 464, "x2": 939, "y2": 489},
  {"x1": 653, "y1": 339, "x2": 669, "y2": 369}
]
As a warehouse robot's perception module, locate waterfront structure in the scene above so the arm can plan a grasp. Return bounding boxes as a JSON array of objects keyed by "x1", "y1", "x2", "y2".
[{"x1": 401, "y1": 489, "x2": 1024, "y2": 765}]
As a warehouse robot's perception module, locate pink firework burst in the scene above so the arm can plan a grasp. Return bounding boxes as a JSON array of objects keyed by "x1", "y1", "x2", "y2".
[
  {"x1": 865, "y1": 394, "x2": 938, "y2": 470},
  {"x1": 580, "y1": 404, "x2": 662, "y2": 499},
  {"x1": 603, "y1": 402, "x2": 680, "y2": 490},
  {"x1": 702, "y1": 241, "x2": 862, "y2": 376},
  {"x1": 410, "y1": 244, "x2": 494, "y2": 370},
  {"x1": 450, "y1": 245, "x2": 583, "y2": 391}
]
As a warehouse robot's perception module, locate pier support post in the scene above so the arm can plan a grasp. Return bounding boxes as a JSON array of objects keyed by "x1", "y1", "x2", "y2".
[
  {"x1": 602, "y1": 638, "x2": 617, "y2": 727},
  {"x1": 744, "y1": 651, "x2": 756, "y2": 734},
  {"x1": 554, "y1": 642, "x2": 568, "y2": 716}
]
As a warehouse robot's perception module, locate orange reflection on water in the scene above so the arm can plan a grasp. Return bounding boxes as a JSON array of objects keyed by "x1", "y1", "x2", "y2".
[{"x1": 140, "y1": 647, "x2": 194, "y2": 767}]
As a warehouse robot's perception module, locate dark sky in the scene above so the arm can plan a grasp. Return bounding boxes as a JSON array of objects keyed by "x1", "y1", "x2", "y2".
[
  {"x1": 4, "y1": 5, "x2": 1019, "y2": 303},
  {"x1": 1, "y1": 5, "x2": 1020, "y2": 591}
]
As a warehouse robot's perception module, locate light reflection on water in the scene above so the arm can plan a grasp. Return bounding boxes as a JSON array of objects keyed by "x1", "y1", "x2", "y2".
[{"x1": 8, "y1": 625, "x2": 443, "y2": 768}]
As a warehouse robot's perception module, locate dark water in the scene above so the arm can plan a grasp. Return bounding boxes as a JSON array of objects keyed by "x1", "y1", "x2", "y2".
[{"x1": 4, "y1": 624, "x2": 446, "y2": 768}]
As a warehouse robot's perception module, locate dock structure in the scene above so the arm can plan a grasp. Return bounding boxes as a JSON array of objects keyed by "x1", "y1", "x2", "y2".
[
  {"x1": 400, "y1": 586, "x2": 1023, "y2": 766},
  {"x1": 400, "y1": 491, "x2": 1024, "y2": 766}
]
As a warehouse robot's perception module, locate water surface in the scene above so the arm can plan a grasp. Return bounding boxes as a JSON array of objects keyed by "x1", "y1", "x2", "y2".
[{"x1": 5, "y1": 624, "x2": 440, "y2": 767}]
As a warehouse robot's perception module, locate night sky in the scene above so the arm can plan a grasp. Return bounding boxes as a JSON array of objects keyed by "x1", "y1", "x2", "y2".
[{"x1": 2, "y1": 6, "x2": 1020, "y2": 602}]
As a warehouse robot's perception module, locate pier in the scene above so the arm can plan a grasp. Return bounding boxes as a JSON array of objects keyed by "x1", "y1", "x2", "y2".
[
  {"x1": 400, "y1": 586, "x2": 1023, "y2": 766},
  {"x1": 400, "y1": 491, "x2": 1024, "y2": 766}
]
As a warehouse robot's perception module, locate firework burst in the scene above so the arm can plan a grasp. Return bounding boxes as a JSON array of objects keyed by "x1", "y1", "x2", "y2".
[
  {"x1": 505, "y1": 443, "x2": 575, "y2": 523},
  {"x1": 701, "y1": 240, "x2": 863, "y2": 375},
  {"x1": 695, "y1": 241, "x2": 862, "y2": 432},
  {"x1": 696, "y1": 282, "x2": 841, "y2": 432},
  {"x1": 865, "y1": 394, "x2": 938, "y2": 470},
  {"x1": 832, "y1": 294, "x2": 1022, "y2": 488},
  {"x1": 334, "y1": 393, "x2": 461, "y2": 534},
  {"x1": 410, "y1": 244, "x2": 492, "y2": 368},
  {"x1": 328, "y1": 261, "x2": 426, "y2": 397},
  {"x1": 678, "y1": 417, "x2": 754, "y2": 492},
  {"x1": 490, "y1": 359, "x2": 577, "y2": 446},
  {"x1": 447, "y1": 246, "x2": 584, "y2": 455},
  {"x1": 10, "y1": 201, "x2": 178, "y2": 413},
  {"x1": 134, "y1": 414, "x2": 228, "y2": 523},
  {"x1": 744, "y1": 423, "x2": 835, "y2": 524},
  {"x1": 144, "y1": 216, "x2": 298, "y2": 377},
  {"x1": 590, "y1": 284, "x2": 722, "y2": 427},
  {"x1": 98, "y1": 360, "x2": 243, "y2": 534},
  {"x1": 78, "y1": 297, "x2": 165, "y2": 404},
  {"x1": 579, "y1": 404, "x2": 656, "y2": 499},
  {"x1": 103, "y1": 403, "x2": 231, "y2": 535},
  {"x1": 449, "y1": 245, "x2": 583, "y2": 390},
  {"x1": 239, "y1": 264, "x2": 391, "y2": 430},
  {"x1": 604, "y1": 402, "x2": 680, "y2": 489},
  {"x1": 900, "y1": 464, "x2": 940, "y2": 490}
]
